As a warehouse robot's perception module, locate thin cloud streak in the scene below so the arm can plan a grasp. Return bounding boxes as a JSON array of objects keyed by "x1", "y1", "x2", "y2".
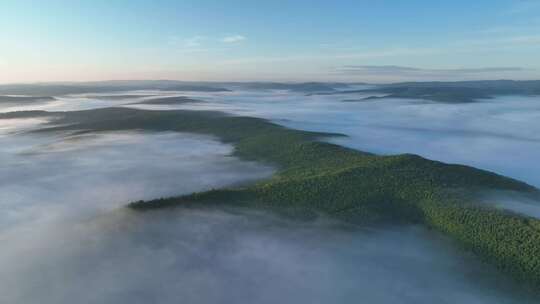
[
  {"x1": 221, "y1": 35, "x2": 246, "y2": 43},
  {"x1": 337, "y1": 65, "x2": 527, "y2": 75}
]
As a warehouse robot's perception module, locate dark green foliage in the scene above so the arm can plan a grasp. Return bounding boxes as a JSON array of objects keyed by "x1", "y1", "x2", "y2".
[{"x1": 419, "y1": 194, "x2": 540, "y2": 287}]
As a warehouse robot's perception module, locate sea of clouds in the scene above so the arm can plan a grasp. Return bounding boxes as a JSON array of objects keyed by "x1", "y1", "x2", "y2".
[
  {"x1": 1, "y1": 88, "x2": 539, "y2": 303},
  {"x1": 163, "y1": 89, "x2": 540, "y2": 188}
]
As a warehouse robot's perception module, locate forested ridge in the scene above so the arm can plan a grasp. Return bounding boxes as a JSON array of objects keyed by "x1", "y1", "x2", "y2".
[{"x1": 7, "y1": 107, "x2": 539, "y2": 290}]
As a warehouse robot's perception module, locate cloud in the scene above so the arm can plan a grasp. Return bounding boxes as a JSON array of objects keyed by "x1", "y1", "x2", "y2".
[
  {"x1": 0, "y1": 129, "x2": 274, "y2": 228},
  {"x1": 167, "y1": 35, "x2": 207, "y2": 49},
  {"x1": 0, "y1": 90, "x2": 538, "y2": 303},
  {"x1": 463, "y1": 35, "x2": 540, "y2": 48},
  {"x1": 221, "y1": 35, "x2": 246, "y2": 43},
  {"x1": 164, "y1": 35, "x2": 218, "y2": 54},
  {"x1": 177, "y1": 87, "x2": 540, "y2": 189},
  {"x1": 183, "y1": 35, "x2": 206, "y2": 48},
  {"x1": 217, "y1": 47, "x2": 439, "y2": 67},
  {"x1": 1, "y1": 207, "x2": 531, "y2": 304},
  {"x1": 480, "y1": 191, "x2": 540, "y2": 220},
  {"x1": 333, "y1": 65, "x2": 531, "y2": 81},
  {"x1": 504, "y1": 35, "x2": 540, "y2": 45},
  {"x1": 165, "y1": 35, "x2": 245, "y2": 53},
  {"x1": 337, "y1": 65, "x2": 526, "y2": 75}
]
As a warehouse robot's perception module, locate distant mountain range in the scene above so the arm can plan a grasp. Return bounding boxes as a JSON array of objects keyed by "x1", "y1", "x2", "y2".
[
  {"x1": 315, "y1": 80, "x2": 540, "y2": 103},
  {"x1": 0, "y1": 80, "x2": 538, "y2": 103}
]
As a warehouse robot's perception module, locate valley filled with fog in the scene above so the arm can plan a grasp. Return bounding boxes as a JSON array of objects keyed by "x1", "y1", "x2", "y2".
[
  {"x1": 1, "y1": 86, "x2": 539, "y2": 303},
  {"x1": 5, "y1": 86, "x2": 539, "y2": 190},
  {"x1": 3, "y1": 0, "x2": 540, "y2": 302},
  {"x1": 160, "y1": 88, "x2": 540, "y2": 189}
]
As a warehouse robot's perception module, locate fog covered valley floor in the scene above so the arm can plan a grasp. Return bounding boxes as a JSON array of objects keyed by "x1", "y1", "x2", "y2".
[
  {"x1": 2, "y1": 207, "x2": 535, "y2": 304},
  {"x1": 1, "y1": 82, "x2": 540, "y2": 303}
]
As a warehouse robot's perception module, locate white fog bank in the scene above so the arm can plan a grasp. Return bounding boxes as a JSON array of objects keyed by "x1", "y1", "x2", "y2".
[
  {"x1": 1, "y1": 90, "x2": 539, "y2": 303},
  {"x1": 7, "y1": 87, "x2": 539, "y2": 190},
  {"x1": 135, "y1": 90, "x2": 540, "y2": 188},
  {"x1": 0, "y1": 127, "x2": 274, "y2": 230},
  {"x1": 0, "y1": 208, "x2": 534, "y2": 304}
]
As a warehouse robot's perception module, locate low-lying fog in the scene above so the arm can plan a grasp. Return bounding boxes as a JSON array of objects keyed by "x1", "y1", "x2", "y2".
[
  {"x1": 1, "y1": 207, "x2": 534, "y2": 304},
  {"x1": 0, "y1": 92, "x2": 158, "y2": 113},
  {"x1": 158, "y1": 89, "x2": 540, "y2": 189},
  {"x1": 5, "y1": 89, "x2": 540, "y2": 190},
  {"x1": 0, "y1": 120, "x2": 273, "y2": 230},
  {"x1": 1, "y1": 88, "x2": 539, "y2": 303},
  {"x1": 126, "y1": 88, "x2": 540, "y2": 221}
]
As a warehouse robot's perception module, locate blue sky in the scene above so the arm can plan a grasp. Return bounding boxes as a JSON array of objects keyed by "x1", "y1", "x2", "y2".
[{"x1": 1, "y1": 0, "x2": 539, "y2": 83}]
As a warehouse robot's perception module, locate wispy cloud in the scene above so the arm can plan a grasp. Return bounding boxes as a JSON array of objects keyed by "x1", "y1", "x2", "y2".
[
  {"x1": 504, "y1": 35, "x2": 540, "y2": 45},
  {"x1": 334, "y1": 65, "x2": 533, "y2": 81},
  {"x1": 463, "y1": 34, "x2": 540, "y2": 48},
  {"x1": 338, "y1": 65, "x2": 526, "y2": 75},
  {"x1": 219, "y1": 47, "x2": 439, "y2": 66},
  {"x1": 221, "y1": 35, "x2": 246, "y2": 43},
  {"x1": 183, "y1": 36, "x2": 206, "y2": 48},
  {"x1": 164, "y1": 35, "x2": 214, "y2": 53},
  {"x1": 335, "y1": 47, "x2": 438, "y2": 59},
  {"x1": 165, "y1": 34, "x2": 245, "y2": 54},
  {"x1": 167, "y1": 35, "x2": 207, "y2": 48}
]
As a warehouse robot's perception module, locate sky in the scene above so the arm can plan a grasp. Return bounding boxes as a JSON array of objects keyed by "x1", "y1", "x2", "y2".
[{"x1": 0, "y1": 0, "x2": 539, "y2": 83}]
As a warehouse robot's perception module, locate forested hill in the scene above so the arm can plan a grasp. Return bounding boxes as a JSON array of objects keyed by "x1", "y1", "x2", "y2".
[
  {"x1": 374, "y1": 80, "x2": 540, "y2": 103},
  {"x1": 4, "y1": 106, "x2": 540, "y2": 291},
  {"x1": 0, "y1": 81, "x2": 230, "y2": 96},
  {"x1": 385, "y1": 80, "x2": 540, "y2": 93},
  {"x1": 314, "y1": 80, "x2": 540, "y2": 103}
]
